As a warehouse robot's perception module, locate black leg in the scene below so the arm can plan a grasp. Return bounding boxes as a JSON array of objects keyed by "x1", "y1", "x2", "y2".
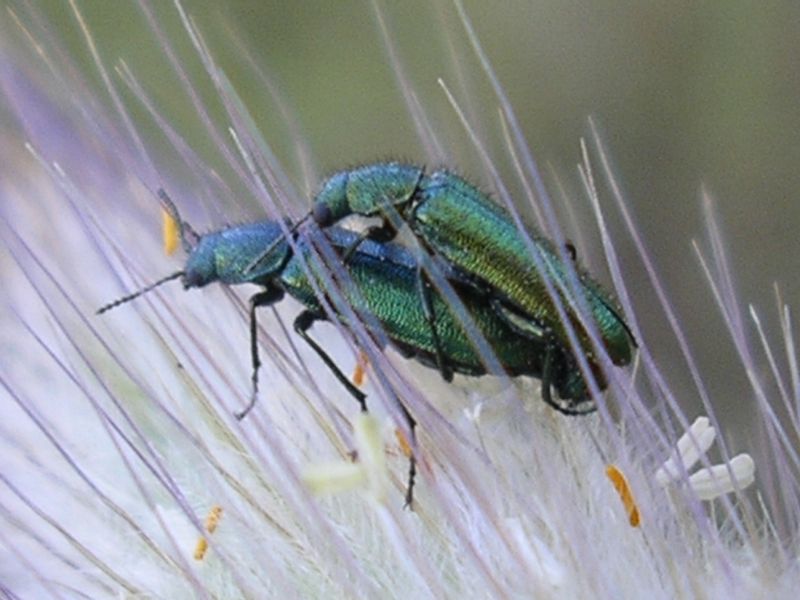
[
  {"x1": 399, "y1": 403, "x2": 418, "y2": 509},
  {"x1": 490, "y1": 297, "x2": 547, "y2": 341},
  {"x1": 539, "y1": 343, "x2": 557, "y2": 411},
  {"x1": 341, "y1": 220, "x2": 397, "y2": 262},
  {"x1": 415, "y1": 262, "x2": 454, "y2": 383},
  {"x1": 235, "y1": 286, "x2": 285, "y2": 420},
  {"x1": 539, "y1": 345, "x2": 597, "y2": 416},
  {"x1": 295, "y1": 309, "x2": 419, "y2": 506},
  {"x1": 293, "y1": 310, "x2": 368, "y2": 412}
]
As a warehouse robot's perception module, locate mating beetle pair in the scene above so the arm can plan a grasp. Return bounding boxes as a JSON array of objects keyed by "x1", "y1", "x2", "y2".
[{"x1": 98, "y1": 164, "x2": 636, "y2": 503}]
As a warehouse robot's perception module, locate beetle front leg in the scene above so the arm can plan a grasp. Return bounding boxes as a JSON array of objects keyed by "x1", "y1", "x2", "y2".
[{"x1": 235, "y1": 285, "x2": 286, "y2": 420}]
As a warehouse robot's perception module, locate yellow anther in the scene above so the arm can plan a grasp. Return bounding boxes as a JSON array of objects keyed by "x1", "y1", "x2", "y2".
[
  {"x1": 352, "y1": 349, "x2": 369, "y2": 387},
  {"x1": 162, "y1": 206, "x2": 179, "y2": 255},
  {"x1": 605, "y1": 464, "x2": 640, "y2": 527},
  {"x1": 193, "y1": 505, "x2": 223, "y2": 560},
  {"x1": 395, "y1": 428, "x2": 412, "y2": 459}
]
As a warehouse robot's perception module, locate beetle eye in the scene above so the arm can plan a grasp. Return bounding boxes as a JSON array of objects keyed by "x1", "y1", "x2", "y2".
[{"x1": 312, "y1": 202, "x2": 333, "y2": 226}]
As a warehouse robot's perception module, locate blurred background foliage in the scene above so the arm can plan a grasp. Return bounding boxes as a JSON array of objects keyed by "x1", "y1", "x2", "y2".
[{"x1": 5, "y1": 0, "x2": 800, "y2": 433}]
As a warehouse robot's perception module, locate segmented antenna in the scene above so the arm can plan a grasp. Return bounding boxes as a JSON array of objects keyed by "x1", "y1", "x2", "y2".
[
  {"x1": 96, "y1": 188, "x2": 194, "y2": 314},
  {"x1": 96, "y1": 271, "x2": 184, "y2": 314}
]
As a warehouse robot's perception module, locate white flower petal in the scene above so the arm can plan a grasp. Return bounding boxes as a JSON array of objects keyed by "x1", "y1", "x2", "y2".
[
  {"x1": 656, "y1": 416, "x2": 716, "y2": 485},
  {"x1": 354, "y1": 412, "x2": 389, "y2": 504},
  {"x1": 688, "y1": 454, "x2": 756, "y2": 500}
]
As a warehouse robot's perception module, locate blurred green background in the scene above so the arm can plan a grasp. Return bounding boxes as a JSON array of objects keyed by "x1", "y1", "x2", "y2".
[{"x1": 5, "y1": 0, "x2": 800, "y2": 433}]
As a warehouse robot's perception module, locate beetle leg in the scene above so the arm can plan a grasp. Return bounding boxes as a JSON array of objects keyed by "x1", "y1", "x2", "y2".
[
  {"x1": 294, "y1": 309, "x2": 421, "y2": 506},
  {"x1": 235, "y1": 285, "x2": 286, "y2": 420},
  {"x1": 490, "y1": 297, "x2": 547, "y2": 341},
  {"x1": 399, "y1": 403, "x2": 418, "y2": 510},
  {"x1": 415, "y1": 262, "x2": 454, "y2": 383},
  {"x1": 541, "y1": 346, "x2": 598, "y2": 416},
  {"x1": 539, "y1": 343, "x2": 557, "y2": 410},
  {"x1": 293, "y1": 310, "x2": 368, "y2": 412},
  {"x1": 340, "y1": 220, "x2": 397, "y2": 263}
]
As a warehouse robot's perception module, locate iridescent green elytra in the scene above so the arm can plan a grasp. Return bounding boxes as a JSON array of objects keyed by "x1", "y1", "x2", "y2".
[
  {"x1": 283, "y1": 227, "x2": 588, "y2": 411},
  {"x1": 310, "y1": 162, "x2": 636, "y2": 408}
]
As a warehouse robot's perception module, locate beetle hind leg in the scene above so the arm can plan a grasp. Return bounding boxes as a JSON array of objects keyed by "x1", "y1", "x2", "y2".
[{"x1": 293, "y1": 310, "x2": 368, "y2": 412}]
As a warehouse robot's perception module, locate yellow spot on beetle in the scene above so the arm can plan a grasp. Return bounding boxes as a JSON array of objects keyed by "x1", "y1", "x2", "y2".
[{"x1": 605, "y1": 464, "x2": 640, "y2": 527}]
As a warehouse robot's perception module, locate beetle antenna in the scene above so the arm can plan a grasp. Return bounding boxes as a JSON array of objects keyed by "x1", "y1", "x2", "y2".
[
  {"x1": 244, "y1": 213, "x2": 308, "y2": 274},
  {"x1": 157, "y1": 188, "x2": 197, "y2": 252},
  {"x1": 97, "y1": 271, "x2": 184, "y2": 314}
]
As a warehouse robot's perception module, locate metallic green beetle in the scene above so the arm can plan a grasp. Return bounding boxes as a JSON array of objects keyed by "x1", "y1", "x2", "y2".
[{"x1": 308, "y1": 162, "x2": 636, "y2": 407}]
